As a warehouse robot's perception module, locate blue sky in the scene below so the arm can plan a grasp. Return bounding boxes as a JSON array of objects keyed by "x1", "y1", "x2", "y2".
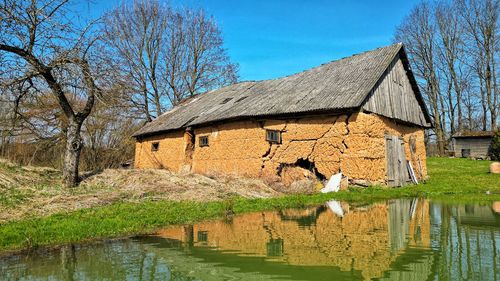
[{"x1": 81, "y1": 0, "x2": 419, "y2": 81}]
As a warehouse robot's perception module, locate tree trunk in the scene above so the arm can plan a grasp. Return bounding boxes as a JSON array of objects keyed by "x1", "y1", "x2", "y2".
[
  {"x1": 143, "y1": 87, "x2": 152, "y2": 122},
  {"x1": 446, "y1": 82, "x2": 456, "y2": 134},
  {"x1": 485, "y1": 63, "x2": 495, "y2": 130},
  {"x1": 479, "y1": 78, "x2": 488, "y2": 131},
  {"x1": 63, "y1": 120, "x2": 83, "y2": 188},
  {"x1": 450, "y1": 69, "x2": 462, "y2": 132},
  {"x1": 429, "y1": 75, "x2": 446, "y2": 156},
  {"x1": 456, "y1": 94, "x2": 463, "y2": 132},
  {"x1": 492, "y1": 54, "x2": 498, "y2": 130},
  {"x1": 492, "y1": 111, "x2": 498, "y2": 131},
  {"x1": 431, "y1": 96, "x2": 446, "y2": 156}
]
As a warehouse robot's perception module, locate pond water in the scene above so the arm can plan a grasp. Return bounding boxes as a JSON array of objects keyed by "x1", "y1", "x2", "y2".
[{"x1": 1, "y1": 199, "x2": 499, "y2": 281}]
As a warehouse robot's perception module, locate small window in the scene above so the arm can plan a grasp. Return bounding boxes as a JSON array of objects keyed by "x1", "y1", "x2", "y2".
[
  {"x1": 266, "y1": 130, "x2": 281, "y2": 143},
  {"x1": 151, "y1": 142, "x2": 159, "y2": 151},
  {"x1": 199, "y1": 136, "x2": 209, "y2": 147}
]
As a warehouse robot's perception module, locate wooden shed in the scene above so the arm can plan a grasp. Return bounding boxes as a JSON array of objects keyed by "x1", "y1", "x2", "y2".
[
  {"x1": 133, "y1": 43, "x2": 432, "y2": 187},
  {"x1": 451, "y1": 131, "x2": 495, "y2": 159}
]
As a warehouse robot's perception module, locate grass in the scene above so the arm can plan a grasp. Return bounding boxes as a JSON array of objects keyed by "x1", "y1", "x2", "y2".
[
  {"x1": 0, "y1": 160, "x2": 62, "y2": 209},
  {"x1": 0, "y1": 157, "x2": 499, "y2": 254}
]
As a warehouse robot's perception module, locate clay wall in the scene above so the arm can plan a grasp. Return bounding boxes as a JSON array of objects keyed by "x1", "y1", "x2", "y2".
[
  {"x1": 134, "y1": 131, "x2": 186, "y2": 170},
  {"x1": 134, "y1": 111, "x2": 428, "y2": 184}
]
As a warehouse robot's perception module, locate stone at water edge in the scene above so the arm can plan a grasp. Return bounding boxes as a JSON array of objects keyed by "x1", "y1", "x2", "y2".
[{"x1": 490, "y1": 162, "x2": 500, "y2": 174}]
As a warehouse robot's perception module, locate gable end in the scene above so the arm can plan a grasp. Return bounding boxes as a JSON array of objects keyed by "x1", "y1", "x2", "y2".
[{"x1": 361, "y1": 49, "x2": 432, "y2": 128}]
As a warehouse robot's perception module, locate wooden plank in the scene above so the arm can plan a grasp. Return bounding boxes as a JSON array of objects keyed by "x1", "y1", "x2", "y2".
[
  {"x1": 399, "y1": 139, "x2": 409, "y2": 185},
  {"x1": 386, "y1": 134, "x2": 410, "y2": 187},
  {"x1": 385, "y1": 135, "x2": 396, "y2": 186},
  {"x1": 362, "y1": 57, "x2": 429, "y2": 127},
  {"x1": 407, "y1": 162, "x2": 418, "y2": 184}
]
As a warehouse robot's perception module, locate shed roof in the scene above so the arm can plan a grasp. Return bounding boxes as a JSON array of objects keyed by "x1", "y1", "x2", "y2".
[
  {"x1": 452, "y1": 131, "x2": 496, "y2": 138},
  {"x1": 133, "y1": 43, "x2": 430, "y2": 137}
]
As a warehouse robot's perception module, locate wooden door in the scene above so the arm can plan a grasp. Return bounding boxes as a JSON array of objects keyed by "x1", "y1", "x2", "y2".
[{"x1": 385, "y1": 134, "x2": 409, "y2": 187}]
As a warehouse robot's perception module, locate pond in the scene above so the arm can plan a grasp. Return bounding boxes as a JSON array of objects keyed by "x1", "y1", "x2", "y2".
[{"x1": 1, "y1": 199, "x2": 499, "y2": 280}]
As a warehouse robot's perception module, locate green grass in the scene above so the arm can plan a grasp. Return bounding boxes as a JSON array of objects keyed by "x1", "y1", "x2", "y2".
[{"x1": 0, "y1": 157, "x2": 499, "y2": 253}]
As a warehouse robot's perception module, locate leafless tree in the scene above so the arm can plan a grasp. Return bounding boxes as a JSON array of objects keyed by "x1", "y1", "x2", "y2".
[
  {"x1": 435, "y1": 0, "x2": 468, "y2": 134},
  {"x1": 397, "y1": 0, "x2": 499, "y2": 155},
  {"x1": 457, "y1": 0, "x2": 499, "y2": 130},
  {"x1": 103, "y1": 0, "x2": 168, "y2": 121},
  {"x1": 103, "y1": 0, "x2": 238, "y2": 120},
  {"x1": 181, "y1": 9, "x2": 238, "y2": 100},
  {"x1": 395, "y1": 1, "x2": 447, "y2": 155},
  {"x1": 0, "y1": 0, "x2": 105, "y2": 187}
]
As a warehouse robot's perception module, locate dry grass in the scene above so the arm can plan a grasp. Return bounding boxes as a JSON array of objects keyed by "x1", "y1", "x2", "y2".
[
  {"x1": 82, "y1": 168, "x2": 282, "y2": 202},
  {"x1": 0, "y1": 160, "x2": 284, "y2": 223}
]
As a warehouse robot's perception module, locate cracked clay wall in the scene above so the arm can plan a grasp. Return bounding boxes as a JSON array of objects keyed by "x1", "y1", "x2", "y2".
[
  {"x1": 135, "y1": 111, "x2": 427, "y2": 184},
  {"x1": 257, "y1": 112, "x2": 427, "y2": 184}
]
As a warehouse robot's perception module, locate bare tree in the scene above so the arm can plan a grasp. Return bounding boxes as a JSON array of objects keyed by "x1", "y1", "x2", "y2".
[
  {"x1": 396, "y1": 0, "x2": 499, "y2": 156},
  {"x1": 182, "y1": 9, "x2": 238, "y2": 100},
  {"x1": 435, "y1": 0, "x2": 468, "y2": 134},
  {"x1": 104, "y1": 0, "x2": 238, "y2": 119},
  {"x1": 0, "y1": 0, "x2": 104, "y2": 187},
  {"x1": 396, "y1": 1, "x2": 447, "y2": 155},
  {"x1": 81, "y1": 98, "x2": 139, "y2": 171},
  {"x1": 103, "y1": 0, "x2": 168, "y2": 121},
  {"x1": 457, "y1": 0, "x2": 499, "y2": 130}
]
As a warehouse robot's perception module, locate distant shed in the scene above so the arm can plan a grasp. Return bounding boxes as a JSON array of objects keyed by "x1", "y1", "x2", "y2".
[{"x1": 452, "y1": 131, "x2": 495, "y2": 159}]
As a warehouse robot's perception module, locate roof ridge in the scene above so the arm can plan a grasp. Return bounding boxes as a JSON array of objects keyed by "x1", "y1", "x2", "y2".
[
  {"x1": 325, "y1": 42, "x2": 402, "y2": 65},
  {"x1": 249, "y1": 42, "x2": 404, "y2": 83}
]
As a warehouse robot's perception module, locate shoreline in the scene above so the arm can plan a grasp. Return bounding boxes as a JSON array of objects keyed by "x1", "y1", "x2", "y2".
[
  {"x1": 0, "y1": 157, "x2": 499, "y2": 255},
  {"x1": 0, "y1": 190, "x2": 499, "y2": 256}
]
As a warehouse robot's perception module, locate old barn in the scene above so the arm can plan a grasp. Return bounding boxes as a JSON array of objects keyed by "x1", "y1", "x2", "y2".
[{"x1": 133, "y1": 43, "x2": 432, "y2": 187}]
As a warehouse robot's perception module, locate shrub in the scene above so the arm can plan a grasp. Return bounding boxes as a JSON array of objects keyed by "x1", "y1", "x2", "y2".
[{"x1": 491, "y1": 130, "x2": 500, "y2": 161}]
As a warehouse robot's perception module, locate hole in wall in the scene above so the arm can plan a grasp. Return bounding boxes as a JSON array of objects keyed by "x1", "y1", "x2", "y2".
[{"x1": 277, "y1": 158, "x2": 326, "y2": 181}]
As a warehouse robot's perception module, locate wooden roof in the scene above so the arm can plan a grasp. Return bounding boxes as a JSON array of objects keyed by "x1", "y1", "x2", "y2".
[
  {"x1": 452, "y1": 131, "x2": 496, "y2": 138},
  {"x1": 134, "y1": 43, "x2": 431, "y2": 137}
]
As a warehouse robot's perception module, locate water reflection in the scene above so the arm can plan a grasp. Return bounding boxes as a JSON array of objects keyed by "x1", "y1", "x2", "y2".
[
  {"x1": 155, "y1": 199, "x2": 431, "y2": 280},
  {"x1": 0, "y1": 199, "x2": 499, "y2": 281}
]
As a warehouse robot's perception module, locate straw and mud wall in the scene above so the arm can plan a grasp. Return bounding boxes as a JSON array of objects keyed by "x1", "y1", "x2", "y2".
[{"x1": 134, "y1": 112, "x2": 427, "y2": 185}]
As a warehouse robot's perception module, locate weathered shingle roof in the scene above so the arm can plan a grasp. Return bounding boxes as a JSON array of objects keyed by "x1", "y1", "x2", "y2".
[
  {"x1": 452, "y1": 131, "x2": 496, "y2": 138},
  {"x1": 133, "y1": 43, "x2": 420, "y2": 137}
]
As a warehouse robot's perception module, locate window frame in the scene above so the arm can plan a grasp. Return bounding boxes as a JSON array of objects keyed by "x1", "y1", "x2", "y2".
[
  {"x1": 266, "y1": 130, "x2": 281, "y2": 144},
  {"x1": 151, "y1": 142, "x2": 160, "y2": 151},
  {"x1": 199, "y1": 136, "x2": 209, "y2": 147}
]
